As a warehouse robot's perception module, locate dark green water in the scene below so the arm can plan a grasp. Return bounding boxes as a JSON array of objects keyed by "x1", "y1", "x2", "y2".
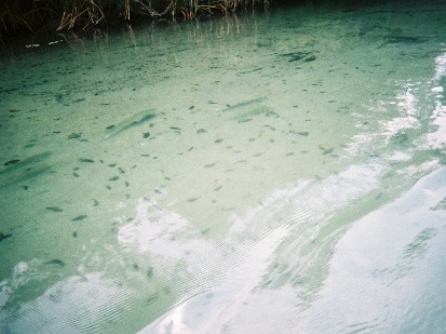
[{"x1": 1, "y1": 1, "x2": 446, "y2": 333}]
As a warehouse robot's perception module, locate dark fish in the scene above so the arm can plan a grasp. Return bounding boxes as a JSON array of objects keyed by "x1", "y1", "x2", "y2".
[
  {"x1": 389, "y1": 36, "x2": 424, "y2": 42},
  {"x1": 238, "y1": 67, "x2": 263, "y2": 75},
  {"x1": 201, "y1": 228, "x2": 211, "y2": 235},
  {"x1": 223, "y1": 97, "x2": 267, "y2": 111},
  {"x1": 0, "y1": 232, "x2": 12, "y2": 242},
  {"x1": 147, "y1": 267, "x2": 154, "y2": 279},
  {"x1": 139, "y1": 114, "x2": 156, "y2": 123},
  {"x1": 106, "y1": 110, "x2": 156, "y2": 138},
  {"x1": 79, "y1": 158, "x2": 94, "y2": 163},
  {"x1": 146, "y1": 294, "x2": 159, "y2": 305},
  {"x1": 108, "y1": 176, "x2": 119, "y2": 181},
  {"x1": 304, "y1": 55, "x2": 316, "y2": 62},
  {"x1": 280, "y1": 51, "x2": 312, "y2": 62},
  {"x1": 379, "y1": 36, "x2": 427, "y2": 48},
  {"x1": 68, "y1": 133, "x2": 82, "y2": 139},
  {"x1": 323, "y1": 147, "x2": 334, "y2": 155},
  {"x1": 46, "y1": 206, "x2": 63, "y2": 212},
  {"x1": 72, "y1": 215, "x2": 87, "y2": 221},
  {"x1": 45, "y1": 259, "x2": 65, "y2": 267},
  {"x1": 4, "y1": 159, "x2": 20, "y2": 166},
  {"x1": 297, "y1": 132, "x2": 309, "y2": 136},
  {"x1": 1, "y1": 166, "x2": 52, "y2": 189},
  {"x1": 170, "y1": 126, "x2": 181, "y2": 131}
]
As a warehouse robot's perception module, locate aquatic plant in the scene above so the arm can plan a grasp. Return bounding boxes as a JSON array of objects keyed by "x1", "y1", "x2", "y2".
[
  {"x1": 0, "y1": 1, "x2": 35, "y2": 37},
  {"x1": 0, "y1": 0, "x2": 271, "y2": 39}
]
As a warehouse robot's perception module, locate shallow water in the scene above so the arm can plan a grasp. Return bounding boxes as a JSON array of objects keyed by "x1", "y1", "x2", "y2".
[{"x1": 1, "y1": 1, "x2": 446, "y2": 333}]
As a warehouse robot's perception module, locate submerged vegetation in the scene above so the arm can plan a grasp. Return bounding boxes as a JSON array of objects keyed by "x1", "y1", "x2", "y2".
[{"x1": 0, "y1": 0, "x2": 270, "y2": 39}]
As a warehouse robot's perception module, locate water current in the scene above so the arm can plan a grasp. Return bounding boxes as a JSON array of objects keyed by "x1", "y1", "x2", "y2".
[{"x1": 1, "y1": 1, "x2": 446, "y2": 333}]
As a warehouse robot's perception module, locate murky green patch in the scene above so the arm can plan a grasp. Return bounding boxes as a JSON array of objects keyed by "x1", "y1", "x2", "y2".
[{"x1": 2, "y1": 1, "x2": 446, "y2": 333}]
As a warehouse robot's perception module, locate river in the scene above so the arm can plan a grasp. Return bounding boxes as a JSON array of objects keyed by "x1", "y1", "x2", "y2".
[{"x1": 1, "y1": 1, "x2": 446, "y2": 333}]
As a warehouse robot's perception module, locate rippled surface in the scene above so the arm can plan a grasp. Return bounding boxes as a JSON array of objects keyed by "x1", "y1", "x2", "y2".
[{"x1": 1, "y1": 1, "x2": 446, "y2": 333}]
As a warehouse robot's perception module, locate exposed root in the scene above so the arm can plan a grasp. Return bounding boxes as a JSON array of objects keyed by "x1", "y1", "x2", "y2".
[{"x1": 1, "y1": 0, "x2": 270, "y2": 36}]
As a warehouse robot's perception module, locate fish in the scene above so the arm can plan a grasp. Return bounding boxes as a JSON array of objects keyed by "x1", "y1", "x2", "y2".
[
  {"x1": 280, "y1": 51, "x2": 313, "y2": 62},
  {"x1": 147, "y1": 267, "x2": 154, "y2": 279},
  {"x1": 232, "y1": 106, "x2": 277, "y2": 123},
  {"x1": 1, "y1": 166, "x2": 52, "y2": 189},
  {"x1": 46, "y1": 206, "x2": 63, "y2": 212},
  {"x1": 72, "y1": 215, "x2": 87, "y2": 221},
  {"x1": 323, "y1": 147, "x2": 334, "y2": 155},
  {"x1": 105, "y1": 109, "x2": 156, "y2": 138},
  {"x1": 290, "y1": 131, "x2": 309, "y2": 136},
  {"x1": 0, "y1": 232, "x2": 12, "y2": 242},
  {"x1": 0, "y1": 152, "x2": 51, "y2": 176},
  {"x1": 68, "y1": 132, "x2": 82, "y2": 139},
  {"x1": 45, "y1": 259, "x2": 65, "y2": 267},
  {"x1": 223, "y1": 97, "x2": 267, "y2": 111},
  {"x1": 4, "y1": 159, "x2": 20, "y2": 166},
  {"x1": 379, "y1": 35, "x2": 427, "y2": 48}
]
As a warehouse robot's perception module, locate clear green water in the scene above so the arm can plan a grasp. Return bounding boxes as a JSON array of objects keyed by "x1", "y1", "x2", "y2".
[{"x1": 1, "y1": 1, "x2": 446, "y2": 333}]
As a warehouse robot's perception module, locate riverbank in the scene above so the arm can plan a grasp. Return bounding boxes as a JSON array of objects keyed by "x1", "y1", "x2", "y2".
[
  {"x1": 0, "y1": 0, "x2": 416, "y2": 44},
  {"x1": 1, "y1": 0, "x2": 270, "y2": 42}
]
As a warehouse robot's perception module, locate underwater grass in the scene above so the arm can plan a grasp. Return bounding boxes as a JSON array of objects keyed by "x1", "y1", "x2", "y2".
[{"x1": 0, "y1": 0, "x2": 271, "y2": 39}]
